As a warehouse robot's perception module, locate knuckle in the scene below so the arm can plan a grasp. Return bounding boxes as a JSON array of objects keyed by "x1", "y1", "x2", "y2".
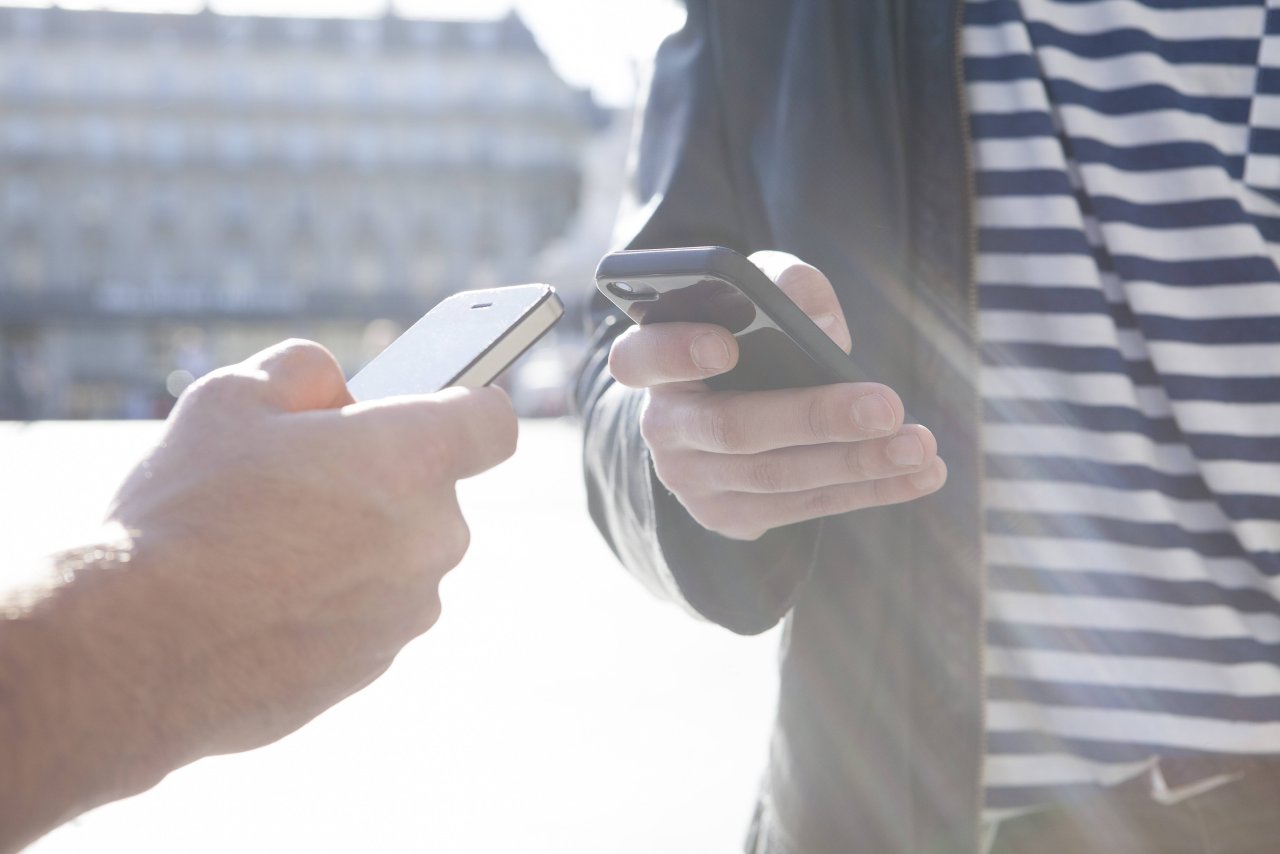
[
  {"x1": 842, "y1": 441, "x2": 871, "y2": 480},
  {"x1": 436, "y1": 514, "x2": 471, "y2": 569},
  {"x1": 638, "y1": 395, "x2": 670, "y2": 448},
  {"x1": 183, "y1": 369, "x2": 261, "y2": 408},
  {"x1": 690, "y1": 502, "x2": 732, "y2": 535},
  {"x1": 693, "y1": 498, "x2": 763, "y2": 541},
  {"x1": 806, "y1": 395, "x2": 836, "y2": 442},
  {"x1": 870, "y1": 475, "x2": 896, "y2": 507},
  {"x1": 703, "y1": 407, "x2": 745, "y2": 452},
  {"x1": 276, "y1": 338, "x2": 342, "y2": 376},
  {"x1": 720, "y1": 517, "x2": 767, "y2": 541},
  {"x1": 410, "y1": 599, "x2": 443, "y2": 637},
  {"x1": 500, "y1": 419, "x2": 519, "y2": 461},
  {"x1": 800, "y1": 488, "x2": 840, "y2": 520},
  {"x1": 418, "y1": 595, "x2": 444, "y2": 634},
  {"x1": 608, "y1": 328, "x2": 648, "y2": 386},
  {"x1": 607, "y1": 337, "x2": 631, "y2": 382},
  {"x1": 398, "y1": 586, "x2": 444, "y2": 639},
  {"x1": 745, "y1": 454, "x2": 786, "y2": 493},
  {"x1": 651, "y1": 454, "x2": 689, "y2": 492},
  {"x1": 276, "y1": 337, "x2": 325, "y2": 360}
]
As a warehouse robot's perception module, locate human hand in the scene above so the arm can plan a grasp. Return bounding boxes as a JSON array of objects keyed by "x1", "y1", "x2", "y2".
[
  {"x1": 608, "y1": 251, "x2": 947, "y2": 541},
  {"x1": 100, "y1": 339, "x2": 517, "y2": 763},
  {"x1": 0, "y1": 339, "x2": 517, "y2": 851}
]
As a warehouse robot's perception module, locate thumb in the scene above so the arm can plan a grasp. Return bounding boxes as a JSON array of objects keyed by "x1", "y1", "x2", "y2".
[{"x1": 237, "y1": 339, "x2": 355, "y2": 413}]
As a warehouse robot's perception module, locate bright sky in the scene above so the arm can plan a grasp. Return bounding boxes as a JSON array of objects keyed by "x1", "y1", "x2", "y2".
[{"x1": 7, "y1": 0, "x2": 687, "y2": 106}]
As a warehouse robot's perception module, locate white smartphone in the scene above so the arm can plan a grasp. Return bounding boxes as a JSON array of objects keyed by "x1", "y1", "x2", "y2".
[{"x1": 347, "y1": 284, "x2": 564, "y2": 401}]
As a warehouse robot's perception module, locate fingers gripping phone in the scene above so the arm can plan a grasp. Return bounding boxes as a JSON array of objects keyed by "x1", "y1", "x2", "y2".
[
  {"x1": 347, "y1": 284, "x2": 563, "y2": 401},
  {"x1": 595, "y1": 246, "x2": 860, "y2": 391}
]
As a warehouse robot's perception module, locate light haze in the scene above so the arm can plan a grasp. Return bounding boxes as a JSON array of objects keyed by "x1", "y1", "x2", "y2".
[{"x1": 4, "y1": 0, "x2": 686, "y2": 106}]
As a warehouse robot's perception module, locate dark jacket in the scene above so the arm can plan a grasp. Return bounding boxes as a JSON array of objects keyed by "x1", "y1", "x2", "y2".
[{"x1": 576, "y1": 1, "x2": 982, "y2": 851}]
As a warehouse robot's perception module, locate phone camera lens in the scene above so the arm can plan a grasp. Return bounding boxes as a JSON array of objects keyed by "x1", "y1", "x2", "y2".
[{"x1": 608, "y1": 280, "x2": 660, "y2": 302}]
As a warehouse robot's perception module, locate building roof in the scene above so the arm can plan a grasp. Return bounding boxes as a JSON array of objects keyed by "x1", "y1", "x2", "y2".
[{"x1": 0, "y1": 5, "x2": 543, "y2": 55}]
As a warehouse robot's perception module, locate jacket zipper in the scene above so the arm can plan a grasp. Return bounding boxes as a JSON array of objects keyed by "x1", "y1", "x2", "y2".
[{"x1": 952, "y1": 2, "x2": 988, "y2": 852}]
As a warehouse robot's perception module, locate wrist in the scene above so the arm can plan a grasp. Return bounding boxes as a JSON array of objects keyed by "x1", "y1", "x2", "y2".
[{"x1": 0, "y1": 533, "x2": 179, "y2": 850}]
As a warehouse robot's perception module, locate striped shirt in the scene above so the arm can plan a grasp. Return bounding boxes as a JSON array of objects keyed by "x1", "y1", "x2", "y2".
[{"x1": 964, "y1": 0, "x2": 1280, "y2": 819}]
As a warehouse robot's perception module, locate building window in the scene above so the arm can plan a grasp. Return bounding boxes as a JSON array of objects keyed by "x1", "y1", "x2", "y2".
[
  {"x1": 153, "y1": 68, "x2": 179, "y2": 102},
  {"x1": 8, "y1": 221, "x2": 44, "y2": 292},
  {"x1": 412, "y1": 22, "x2": 441, "y2": 47},
  {"x1": 351, "y1": 128, "x2": 382, "y2": 170},
  {"x1": 82, "y1": 119, "x2": 117, "y2": 161},
  {"x1": 288, "y1": 218, "x2": 319, "y2": 290},
  {"x1": 149, "y1": 123, "x2": 185, "y2": 167},
  {"x1": 78, "y1": 191, "x2": 111, "y2": 288},
  {"x1": 76, "y1": 60, "x2": 112, "y2": 100},
  {"x1": 352, "y1": 70, "x2": 381, "y2": 108},
  {"x1": 219, "y1": 15, "x2": 252, "y2": 47},
  {"x1": 13, "y1": 9, "x2": 45, "y2": 41},
  {"x1": 413, "y1": 128, "x2": 443, "y2": 162},
  {"x1": 222, "y1": 223, "x2": 256, "y2": 294},
  {"x1": 413, "y1": 72, "x2": 445, "y2": 107},
  {"x1": 286, "y1": 17, "x2": 319, "y2": 45},
  {"x1": 147, "y1": 205, "x2": 180, "y2": 287},
  {"x1": 346, "y1": 19, "x2": 381, "y2": 53},
  {"x1": 222, "y1": 68, "x2": 249, "y2": 105},
  {"x1": 6, "y1": 61, "x2": 36, "y2": 100},
  {"x1": 411, "y1": 221, "x2": 446, "y2": 296},
  {"x1": 285, "y1": 128, "x2": 317, "y2": 170},
  {"x1": 217, "y1": 124, "x2": 252, "y2": 167},
  {"x1": 3, "y1": 179, "x2": 36, "y2": 216},
  {"x1": 467, "y1": 22, "x2": 500, "y2": 49},
  {"x1": 473, "y1": 214, "x2": 501, "y2": 262},
  {"x1": 287, "y1": 69, "x2": 315, "y2": 108},
  {"x1": 80, "y1": 222, "x2": 108, "y2": 289},
  {"x1": 350, "y1": 221, "x2": 384, "y2": 294},
  {"x1": 4, "y1": 119, "x2": 41, "y2": 158}
]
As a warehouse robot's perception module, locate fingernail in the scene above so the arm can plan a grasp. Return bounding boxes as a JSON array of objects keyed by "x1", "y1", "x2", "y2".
[
  {"x1": 886, "y1": 434, "x2": 924, "y2": 468},
  {"x1": 691, "y1": 333, "x2": 731, "y2": 372},
  {"x1": 909, "y1": 464, "x2": 944, "y2": 492},
  {"x1": 814, "y1": 313, "x2": 839, "y2": 330},
  {"x1": 852, "y1": 394, "x2": 895, "y2": 432}
]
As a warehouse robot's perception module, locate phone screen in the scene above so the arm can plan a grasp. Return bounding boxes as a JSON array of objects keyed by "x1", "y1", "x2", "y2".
[{"x1": 347, "y1": 285, "x2": 562, "y2": 401}]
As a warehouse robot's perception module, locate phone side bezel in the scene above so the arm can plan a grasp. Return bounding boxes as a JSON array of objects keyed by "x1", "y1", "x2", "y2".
[
  {"x1": 451, "y1": 290, "x2": 564, "y2": 388},
  {"x1": 595, "y1": 246, "x2": 860, "y2": 386}
]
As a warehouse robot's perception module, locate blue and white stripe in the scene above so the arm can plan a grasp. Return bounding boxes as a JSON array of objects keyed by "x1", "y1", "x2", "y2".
[{"x1": 964, "y1": 0, "x2": 1280, "y2": 819}]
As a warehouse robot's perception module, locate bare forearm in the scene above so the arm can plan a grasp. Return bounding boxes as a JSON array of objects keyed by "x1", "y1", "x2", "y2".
[{"x1": 0, "y1": 541, "x2": 172, "y2": 853}]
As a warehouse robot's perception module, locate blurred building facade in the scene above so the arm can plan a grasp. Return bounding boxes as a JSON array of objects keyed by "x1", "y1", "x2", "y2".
[{"x1": 0, "y1": 4, "x2": 601, "y2": 418}]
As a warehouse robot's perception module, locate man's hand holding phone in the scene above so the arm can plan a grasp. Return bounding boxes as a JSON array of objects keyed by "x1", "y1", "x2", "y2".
[
  {"x1": 607, "y1": 251, "x2": 948, "y2": 542},
  {"x1": 0, "y1": 339, "x2": 519, "y2": 852},
  {"x1": 106, "y1": 339, "x2": 519, "y2": 762}
]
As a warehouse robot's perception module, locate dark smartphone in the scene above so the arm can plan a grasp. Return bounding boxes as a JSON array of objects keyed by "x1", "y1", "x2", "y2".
[
  {"x1": 595, "y1": 246, "x2": 858, "y2": 391},
  {"x1": 347, "y1": 284, "x2": 563, "y2": 401}
]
